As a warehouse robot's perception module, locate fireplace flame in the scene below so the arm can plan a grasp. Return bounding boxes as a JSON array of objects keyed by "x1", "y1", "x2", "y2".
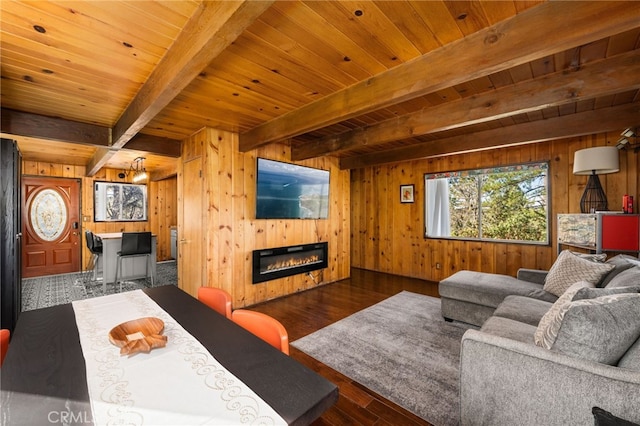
[{"x1": 265, "y1": 254, "x2": 321, "y2": 272}]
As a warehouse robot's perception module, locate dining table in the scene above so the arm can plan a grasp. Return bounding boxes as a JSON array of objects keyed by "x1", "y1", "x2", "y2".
[{"x1": 0, "y1": 285, "x2": 338, "y2": 425}]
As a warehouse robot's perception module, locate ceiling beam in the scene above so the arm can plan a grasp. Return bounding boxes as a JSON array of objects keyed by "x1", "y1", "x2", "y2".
[
  {"x1": 86, "y1": 133, "x2": 183, "y2": 175},
  {"x1": 125, "y1": 134, "x2": 181, "y2": 158},
  {"x1": 340, "y1": 102, "x2": 640, "y2": 170},
  {"x1": 292, "y1": 50, "x2": 640, "y2": 160},
  {"x1": 0, "y1": 109, "x2": 110, "y2": 147},
  {"x1": 86, "y1": 147, "x2": 118, "y2": 176},
  {"x1": 240, "y1": 1, "x2": 637, "y2": 152},
  {"x1": 86, "y1": 1, "x2": 274, "y2": 175},
  {"x1": 0, "y1": 108, "x2": 182, "y2": 156},
  {"x1": 150, "y1": 166, "x2": 178, "y2": 182}
]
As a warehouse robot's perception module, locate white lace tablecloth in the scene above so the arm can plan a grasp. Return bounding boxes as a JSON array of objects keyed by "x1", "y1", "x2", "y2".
[{"x1": 72, "y1": 290, "x2": 287, "y2": 425}]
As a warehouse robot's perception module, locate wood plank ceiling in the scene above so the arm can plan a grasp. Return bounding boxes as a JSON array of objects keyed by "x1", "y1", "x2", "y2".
[{"x1": 1, "y1": 0, "x2": 639, "y2": 177}]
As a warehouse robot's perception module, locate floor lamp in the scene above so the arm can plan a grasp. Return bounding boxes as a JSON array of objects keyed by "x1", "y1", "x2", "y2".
[{"x1": 573, "y1": 146, "x2": 619, "y2": 213}]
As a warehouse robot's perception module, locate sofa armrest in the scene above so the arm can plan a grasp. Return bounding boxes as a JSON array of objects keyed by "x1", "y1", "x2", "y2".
[
  {"x1": 460, "y1": 329, "x2": 640, "y2": 426},
  {"x1": 516, "y1": 268, "x2": 548, "y2": 284}
]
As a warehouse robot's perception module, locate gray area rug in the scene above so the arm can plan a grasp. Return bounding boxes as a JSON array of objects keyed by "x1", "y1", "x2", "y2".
[
  {"x1": 22, "y1": 260, "x2": 177, "y2": 311},
  {"x1": 291, "y1": 291, "x2": 472, "y2": 426}
]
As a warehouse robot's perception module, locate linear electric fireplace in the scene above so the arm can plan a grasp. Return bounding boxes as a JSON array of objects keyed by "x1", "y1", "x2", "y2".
[{"x1": 252, "y1": 242, "x2": 328, "y2": 284}]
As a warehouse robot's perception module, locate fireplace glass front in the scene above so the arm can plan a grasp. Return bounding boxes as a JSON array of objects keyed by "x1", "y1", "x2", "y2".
[{"x1": 252, "y1": 242, "x2": 328, "y2": 284}]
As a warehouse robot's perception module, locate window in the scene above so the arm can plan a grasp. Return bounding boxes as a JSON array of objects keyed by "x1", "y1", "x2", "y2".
[
  {"x1": 424, "y1": 162, "x2": 549, "y2": 244},
  {"x1": 94, "y1": 182, "x2": 148, "y2": 222}
]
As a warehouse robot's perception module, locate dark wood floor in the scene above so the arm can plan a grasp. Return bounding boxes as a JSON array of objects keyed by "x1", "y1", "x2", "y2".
[{"x1": 248, "y1": 268, "x2": 441, "y2": 426}]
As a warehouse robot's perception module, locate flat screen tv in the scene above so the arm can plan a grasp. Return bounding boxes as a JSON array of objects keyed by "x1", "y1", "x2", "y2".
[{"x1": 256, "y1": 158, "x2": 330, "y2": 219}]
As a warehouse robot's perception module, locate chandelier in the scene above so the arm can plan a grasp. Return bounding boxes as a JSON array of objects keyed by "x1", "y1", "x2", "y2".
[{"x1": 131, "y1": 157, "x2": 148, "y2": 183}]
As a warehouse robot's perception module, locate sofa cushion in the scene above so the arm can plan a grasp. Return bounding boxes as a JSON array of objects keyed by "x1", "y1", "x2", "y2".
[
  {"x1": 439, "y1": 270, "x2": 555, "y2": 308},
  {"x1": 479, "y1": 316, "x2": 537, "y2": 344},
  {"x1": 493, "y1": 295, "x2": 552, "y2": 326},
  {"x1": 534, "y1": 281, "x2": 594, "y2": 349},
  {"x1": 543, "y1": 250, "x2": 614, "y2": 297},
  {"x1": 550, "y1": 293, "x2": 640, "y2": 365},
  {"x1": 599, "y1": 254, "x2": 639, "y2": 288},
  {"x1": 440, "y1": 297, "x2": 495, "y2": 327},
  {"x1": 618, "y1": 336, "x2": 640, "y2": 372},
  {"x1": 605, "y1": 266, "x2": 640, "y2": 289}
]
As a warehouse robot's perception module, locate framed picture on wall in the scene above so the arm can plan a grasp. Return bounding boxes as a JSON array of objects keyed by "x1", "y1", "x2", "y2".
[
  {"x1": 94, "y1": 181, "x2": 148, "y2": 222},
  {"x1": 400, "y1": 184, "x2": 414, "y2": 203}
]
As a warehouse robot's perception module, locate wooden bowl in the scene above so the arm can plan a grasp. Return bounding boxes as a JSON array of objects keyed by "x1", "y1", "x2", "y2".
[{"x1": 108, "y1": 317, "x2": 167, "y2": 356}]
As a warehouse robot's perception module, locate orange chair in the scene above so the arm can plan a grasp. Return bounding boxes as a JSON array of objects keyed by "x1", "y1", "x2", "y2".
[
  {"x1": 231, "y1": 309, "x2": 289, "y2": 355},
  {"x1": 0, "y1": 329, "x2": 10, "y2": 367},
  {"x1": 197, "y1": 287, "x2": 233, "y2": 319}
]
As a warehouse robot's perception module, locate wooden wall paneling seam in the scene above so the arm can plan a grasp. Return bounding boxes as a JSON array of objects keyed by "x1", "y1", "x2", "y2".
[
  {"x1": 219, "y1": 129, "x2": 236, "y2": 297},
  {"x1": 231, "y1": 139, "x2": 247, "y2": 305},
  {"x1": 205, "y1": 128, "x2": 221, "y2": 295},
  {"x1": 350, "y1": 168, "x2": 362, "y2": 269},
  {"x1": 176, "y1": 151, "x2": 184, "y2": 291},
  {"x1": 391, "y1": 164, "x2": 405, "y2": 274},
  {"x1": 364, "y1": 167, "x2": 375, "y2": 271}
]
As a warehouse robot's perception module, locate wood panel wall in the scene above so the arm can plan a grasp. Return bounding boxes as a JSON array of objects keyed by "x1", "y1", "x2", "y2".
[
  {"x1": 21, "y1": 160, "x2": 177, "y2": 269},
  {"x1": 178, "y1": 127, "x2": 350, "y2": 308},
  {"x1": 351, "y1": 133, "x2": 640, "y2": 282}
]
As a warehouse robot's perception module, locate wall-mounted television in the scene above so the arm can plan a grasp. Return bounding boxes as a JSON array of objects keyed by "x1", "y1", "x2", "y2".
[{"x1": 256, "y1": 158, "x2": 329, "y2": 219}]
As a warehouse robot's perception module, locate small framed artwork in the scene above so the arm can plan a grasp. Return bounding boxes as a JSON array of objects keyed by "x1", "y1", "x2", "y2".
[{"x1": 400, "y1": 184, "x2": 414, "y2": 203}]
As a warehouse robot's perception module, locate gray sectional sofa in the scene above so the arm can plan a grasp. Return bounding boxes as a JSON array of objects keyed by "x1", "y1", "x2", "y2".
[{"x1": 438, "y1": 253, "x2": 640, "y2": 425}]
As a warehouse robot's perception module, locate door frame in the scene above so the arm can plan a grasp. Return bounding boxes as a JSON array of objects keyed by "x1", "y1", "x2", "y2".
[{"x1": 21, "y1": 176, "x2": 82, "y2": 277}]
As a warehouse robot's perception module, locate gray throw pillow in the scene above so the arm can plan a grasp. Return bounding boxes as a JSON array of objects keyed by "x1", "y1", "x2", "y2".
[
  {"x1": 599, "y1": 254, "x2": 638, "y2": 287},
  {"x1": 572, "y1": 252, "x2": 607, "y2": 262},
  {"x1": 605, "y1": 266, "x2": 640, "y2": 288},
  {"x1": 534, "y1": 281, "x2": 594, "y2": 349},
  {"x1": 572, "y1": 285, "x2": 640, "y2": 301},
  {"x1": 543, "y1": 250, "x2": 614, "y2": 297},
  {"x1": 551, "y1": 293, "x2": 640, "y2": 365}
]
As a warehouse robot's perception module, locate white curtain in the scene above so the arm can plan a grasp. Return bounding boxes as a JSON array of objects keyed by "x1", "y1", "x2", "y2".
[{"x1": 426, "y1": 178, "x2": 451, "y2": 237}]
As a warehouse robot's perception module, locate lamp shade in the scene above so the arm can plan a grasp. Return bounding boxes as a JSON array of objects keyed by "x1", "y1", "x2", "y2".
[{"x1": 573, "y1": 146, "x2": 619, "y2": 175}]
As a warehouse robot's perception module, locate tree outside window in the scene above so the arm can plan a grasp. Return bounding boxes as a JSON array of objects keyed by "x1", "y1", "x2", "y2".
[{"x1": 425, "y1": 162, "x2": 549, "y2": 244}]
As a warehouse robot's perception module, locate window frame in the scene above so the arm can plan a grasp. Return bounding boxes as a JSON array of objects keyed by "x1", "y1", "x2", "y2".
[{"x1": 424, "y1": 161, "x2": 550, "y2": 245}]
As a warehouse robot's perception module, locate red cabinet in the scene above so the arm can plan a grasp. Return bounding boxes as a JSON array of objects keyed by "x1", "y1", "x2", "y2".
[{"x1": 600, "y1": 213, "x2": 640, "y2": 252}]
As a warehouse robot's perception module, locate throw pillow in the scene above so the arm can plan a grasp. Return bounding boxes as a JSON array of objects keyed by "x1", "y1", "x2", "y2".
[
  {"x1": 572, "y1": 285, "x2": 640, "y2": 301},
  {"x1": 572, "y1": 252, "x2": 607, "y2": 262},
  {"x1": 605, "y1": 266, "x2": 640, "y2": 289},
  {"x1": 600, "y1": 254, "x2": 638, "y2": 287},
  {"x1": 550, "y1": 293, "x2": 640, "y2": 365},
  {"x1": 534, "y1": 280, "x2": 594, "y2": 349},
  {"x1": 626, "y1": 257, "x2": 640, "y2": 267},
  {"x1": 543, "y1": 250, "x2": 614, "y2": 297}
]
